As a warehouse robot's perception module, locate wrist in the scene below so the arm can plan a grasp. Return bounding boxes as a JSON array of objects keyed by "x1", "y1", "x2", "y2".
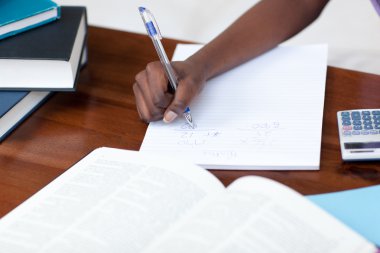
[{"x1": 185, "y1": 51, "x2": 212, "y2": 81}]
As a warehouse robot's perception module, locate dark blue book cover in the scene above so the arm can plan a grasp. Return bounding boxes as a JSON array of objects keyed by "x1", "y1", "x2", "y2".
[
  {"x1": 0, "y1": 91, "x2": 51, "y2": 142},
  {"x1": 0, "y1": 0, "x2": 60, "y2": 40},
  {"x1": 0, "y1": 91, "x2": 28, "y2": 117}
]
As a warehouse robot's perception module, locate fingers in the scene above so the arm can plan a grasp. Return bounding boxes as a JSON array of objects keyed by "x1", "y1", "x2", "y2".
[
  {"x1": 164, "y1": 62, "x2": 204, "y2": 123},
  {"x1": 145, "y1": 62, "x2": 172, "y2": 108},
  {"x1": 134, "y1": 62, "x2": 173, "y2": 122},
  {"x1": 163, "y1": 87, "x2": 191, "y2": 123},
  {"x1": 133, "y1": 81, "x2": 165, "y2": 122},
  {"x1": 133, "y1": 60, "x2": 206, "y2": 124}
]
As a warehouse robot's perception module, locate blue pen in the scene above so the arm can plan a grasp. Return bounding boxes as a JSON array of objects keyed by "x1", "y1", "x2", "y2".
[{"x1": 138, "y1": 7, "x2": 194, "y2": 128}]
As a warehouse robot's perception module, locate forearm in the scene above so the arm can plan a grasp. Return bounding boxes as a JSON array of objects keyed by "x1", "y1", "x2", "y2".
[
  {"x1": 133, "y1": 0, "x2": 330, "y2": 123},
  {"x1": 187, "y1": 0, "x2": 329, "y2": 80}
]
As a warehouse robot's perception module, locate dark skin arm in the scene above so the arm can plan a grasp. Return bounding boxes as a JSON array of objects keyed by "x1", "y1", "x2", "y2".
[{"x1": 133, "y1": 0, "x2": 330, "y2": 123}]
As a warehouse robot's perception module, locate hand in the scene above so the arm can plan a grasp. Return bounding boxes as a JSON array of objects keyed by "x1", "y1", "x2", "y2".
[{"x1": 133, "y1": 59, "x2": 206, "y2": 123}]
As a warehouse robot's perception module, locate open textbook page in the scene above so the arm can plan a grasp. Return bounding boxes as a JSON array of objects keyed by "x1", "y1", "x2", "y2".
[
  {"x1": 0, "y1": 147, "x2": 224, "y2": 253},
  {"x1": 140, "y1": 44, "x2": 328, "y2": 170},
  {"x1": 145, "y1": 176, "x2": 376, "y2": 253},
  {"x1": 0, "y1": 148, "x2": 376, "y2": 253}
]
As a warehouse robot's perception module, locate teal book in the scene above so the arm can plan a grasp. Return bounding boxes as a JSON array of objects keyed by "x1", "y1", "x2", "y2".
[
  {"x1": 308, "y1": 185, "x2": 380, "y2": 247},
  {"x1": 0, "y1": 0, "x2": 60, "y2": 40}
]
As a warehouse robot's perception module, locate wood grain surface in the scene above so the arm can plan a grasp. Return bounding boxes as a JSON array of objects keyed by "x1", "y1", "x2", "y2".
[{"x1": 1, "y1": 26, "x2": 379, "y2": 218}]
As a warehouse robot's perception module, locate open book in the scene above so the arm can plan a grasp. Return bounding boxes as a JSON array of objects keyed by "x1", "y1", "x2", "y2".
[{"x1": 0, "y1": 147, "x2": 376, "y2": 253}]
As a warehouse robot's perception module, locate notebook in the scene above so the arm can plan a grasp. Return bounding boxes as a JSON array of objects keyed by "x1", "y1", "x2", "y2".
[{"x1": 140, "y1": 44, "x2": 328, "y2": 170}]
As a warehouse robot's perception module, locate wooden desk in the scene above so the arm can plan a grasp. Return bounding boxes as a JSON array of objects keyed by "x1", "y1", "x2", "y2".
[{"x1": 1, "y1": 27, "x2": 380, "y2": 218}]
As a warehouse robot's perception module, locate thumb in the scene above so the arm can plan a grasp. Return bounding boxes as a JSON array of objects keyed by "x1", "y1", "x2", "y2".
[{"x1": 163, "y1": 91, "x2": 190, "y2": 124}]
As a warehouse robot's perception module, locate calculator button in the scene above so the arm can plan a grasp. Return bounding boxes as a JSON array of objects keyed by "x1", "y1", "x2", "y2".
[
  {"x1": 351, "y1": 111, "x2": 360, "y2": 117},
  {"x1": 343, "y1": 131, "x2": 352, "y2": 136},
  {"x1": 374, "y1": 119, "x2": 380, "y2": 124},
  {"x1": 353, "y1": 120, "x2": 362, "y2": 125},
  {"x1": 342, "y1": 120, "x2": 352, "y2": 126},
  {"x1": 341, "y1": 112, "x2": 350, "y2": 116},
  {"x1": 370, "y1": 130, "x2": 379, "y2": 135},
  {"x1": 362, "y1": 111, "x2": 371, "y2": 115},
  {"x1": 373, "y1": 115, "x2": 380, "y2": 119},
  {"x1": 372, "y1": 111, "x2": 380, "y2": 115},
  {"x1": 375, "y1": 124, "x2": 380, "y2": 129},
  {"x1": 361, "y1": 130, "x2": 370, "y2": 135},
  {"x1": 364, "y1": 124, "x2": 373, "y2": 130},
  {"x1": 351, "y1": 115, "x2": 361, "y2": 120},
  {"x1": 363, "y1": 120, "x2": 373, "y2": 125},
  {"x1": 341, "y1": 116, "x2": 351, "y2": 121},
  {"x1": 353, "y1": 125, "x2": 363, "y2": 130},
  {"x1": 343, "y1": 125, "x2": 352, "y2": 130},
  {"x1": 362, "y1": 115, "x2": 372, "y2": 120},
  {"x1": 352, "y1": 130, "x2": 361, "y2": 135}
]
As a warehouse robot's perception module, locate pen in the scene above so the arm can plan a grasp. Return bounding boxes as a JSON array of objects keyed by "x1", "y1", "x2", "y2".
[{"x1": 138, "y1": 7, "x2": 194, "y2": 128}]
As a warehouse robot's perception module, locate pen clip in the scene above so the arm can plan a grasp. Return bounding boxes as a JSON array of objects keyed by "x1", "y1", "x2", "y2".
[{"x1": 144, "y1": 8, "x2": 162, "y2": 39}]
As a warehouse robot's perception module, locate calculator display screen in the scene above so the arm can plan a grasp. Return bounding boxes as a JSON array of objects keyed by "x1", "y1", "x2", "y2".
[{"x1": 344, "y1": 142, "x2": 380, "y2": 149}]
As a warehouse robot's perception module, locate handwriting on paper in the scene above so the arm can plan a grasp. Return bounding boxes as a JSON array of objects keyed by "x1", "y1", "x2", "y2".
[
  {"x1": 175, "y1": 123, "x2": 221, "y2": 148},
  {"x1": 237, "y1": 121, "x2": 281, "y2": 148},
  {"x1": 174, "y1": 121, "x2": 282, "y2": 150}
]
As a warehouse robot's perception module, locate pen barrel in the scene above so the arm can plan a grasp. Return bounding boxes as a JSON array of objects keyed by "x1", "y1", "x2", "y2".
[{"x1": 152, "y1": 39, "x2": 178, "y2": 91}]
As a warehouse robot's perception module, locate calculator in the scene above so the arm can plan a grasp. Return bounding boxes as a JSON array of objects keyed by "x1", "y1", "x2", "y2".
[{"x1": 337, "y1": 109, "x2": 380, "y2": 161}]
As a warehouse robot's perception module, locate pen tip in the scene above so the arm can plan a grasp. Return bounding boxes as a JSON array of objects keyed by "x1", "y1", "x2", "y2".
[
  {"x1": 184, "y1": 112, "x2": 194, "y2": 129},
  {"x1": 138, "y1": 7, "x2": 145, "y2": 13}
]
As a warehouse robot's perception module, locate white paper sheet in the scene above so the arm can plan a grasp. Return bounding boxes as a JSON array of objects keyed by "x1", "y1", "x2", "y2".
[{"x1": 140, "y1": 44, "x2": 328, "y2": 170}]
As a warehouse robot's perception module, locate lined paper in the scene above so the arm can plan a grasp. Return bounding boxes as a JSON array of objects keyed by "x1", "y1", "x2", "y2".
[{"x1": 140, "y1": 44, "x2": 328, "y2": 170}]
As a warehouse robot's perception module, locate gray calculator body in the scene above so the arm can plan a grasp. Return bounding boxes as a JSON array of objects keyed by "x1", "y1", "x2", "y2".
[{"x1": 337, "y1": 110, "x2": 380, "y2": 161}]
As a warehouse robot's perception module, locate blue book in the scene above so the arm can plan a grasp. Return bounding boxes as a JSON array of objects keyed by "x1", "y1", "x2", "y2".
[
  {"x1": 0, "y1": 0, "x2": 60, "y2": 40},
  {"x1": 308, "y1": 185, "x2": 380, "y2": 247},
  {"x1": 0, "y1": 91, "x2": 28, "y2": 117},
  {"x1": 0, "y1": 91, "x2": 51, "y2": 142}
]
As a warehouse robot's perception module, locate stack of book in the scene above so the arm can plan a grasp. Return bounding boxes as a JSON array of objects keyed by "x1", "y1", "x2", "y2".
[{"x1": 0, "y1": 0, "x2": 88, "y2": 141}]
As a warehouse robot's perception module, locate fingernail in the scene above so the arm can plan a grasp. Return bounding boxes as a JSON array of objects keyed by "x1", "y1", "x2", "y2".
[{"x1": 163, "y1": 111, "x2": 178, "y2": 123}]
